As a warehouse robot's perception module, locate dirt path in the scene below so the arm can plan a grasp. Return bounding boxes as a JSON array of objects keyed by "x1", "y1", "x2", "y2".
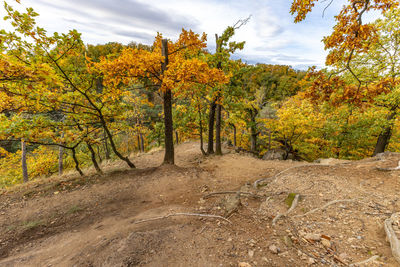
[{"x1": 0, "y1": 142, "x2": 399, "y2": 266}]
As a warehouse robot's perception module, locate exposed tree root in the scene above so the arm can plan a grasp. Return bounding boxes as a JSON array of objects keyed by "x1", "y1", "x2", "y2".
[
  {"x1": 384, "y1": 212, "x2": 400, "y2": 265},
  {"x1": 203, "y1": 191, "x2": 262, "y2": 199},
  {"x1": 376, "y1": 160, "x2": 400, "y2": 171},
  {"x1": 293, "y1": 199, "x2": 357, "y2": 217},
  {"x1": 272, "y1": 194, "x2": 300, "y2": 226},
  {"x1": 349, "y1": 255, "x2": 379, "y2": 266},
  {"x1": 131, "y1": 212, "x2": 232, "y2": 225}
]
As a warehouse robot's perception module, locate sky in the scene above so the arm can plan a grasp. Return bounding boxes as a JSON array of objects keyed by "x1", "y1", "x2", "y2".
[{"x1": 1, "y1": 0, "x2": 352, "y2": 69}]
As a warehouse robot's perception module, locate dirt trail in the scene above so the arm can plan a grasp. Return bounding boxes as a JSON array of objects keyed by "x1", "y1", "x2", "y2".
[{"x1": 0, "y1": 142, "x2": 399, "y2": 266}]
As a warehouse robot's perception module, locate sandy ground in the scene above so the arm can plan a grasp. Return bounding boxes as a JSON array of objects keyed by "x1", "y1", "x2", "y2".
[{"x1": 0, "y1": 142, "x2": 399, "y2": 266}]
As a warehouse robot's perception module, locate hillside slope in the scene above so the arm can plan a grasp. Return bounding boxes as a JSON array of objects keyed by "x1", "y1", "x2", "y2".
[{"x1": 0, "y1": 142, "x2": 399, "y2": 266}]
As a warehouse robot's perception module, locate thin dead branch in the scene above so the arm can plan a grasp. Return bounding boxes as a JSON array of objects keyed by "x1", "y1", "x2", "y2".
[
  {"x1": 294, "y1": 199, "x2": 357, "y2": 217},
  {"x1": 349, "y1": 255, "x2": 380, "y2": 266},
  {"x1": 203, "y1": 191, "x2": 262, "y2": 199},
  {"x1": 131, "y1": 212, "x2": 232, "y2": 225}
]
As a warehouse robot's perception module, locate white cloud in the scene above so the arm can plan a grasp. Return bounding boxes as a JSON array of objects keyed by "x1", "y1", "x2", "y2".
[{"x1": 2, "y1": 0, "x2": 376, "y2": 69}]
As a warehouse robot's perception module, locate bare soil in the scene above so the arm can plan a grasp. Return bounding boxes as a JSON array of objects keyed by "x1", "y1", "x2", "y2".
[{"x1": 0, "y1": 142, "x2": 399, "y2": 266}]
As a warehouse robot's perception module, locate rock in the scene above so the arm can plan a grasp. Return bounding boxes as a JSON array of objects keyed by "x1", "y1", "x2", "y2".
[
  {"x1": 315, "y1": 158, "x2": 350, "y2": 165},
  {"x1": 268, "y1": 244, "x2": 280, "y2": 254},
  {"x1": 262, "y1": 257, "x2": 269, "y2": 262},
  {"x1": 321, "y1": 239, "x2": 331, "y2": 248},
  {"x1": 248, "y1": 250, "x2": 254, "y2": 258},
  {"x1": 262, "y1": 148, "x2": 295, "y2": 160},
  {"x1": 283, "y1": 236, "x2": 293, "y2": 247},
  {"x1": 249, "y1": 239, "x2": 256, "y2": 247},
  {"x1": 238, "y1": 262, "x2": 251, "y2": 267},
  {"x1": 308, "y1": 258, "x2": 316, "y2": 264},
  {"x1": 223, "y1": 193, "x2": 241, "y2": 216},
  {"x1": 304, "y1": 233, "x2": 321, "y2": 241}
]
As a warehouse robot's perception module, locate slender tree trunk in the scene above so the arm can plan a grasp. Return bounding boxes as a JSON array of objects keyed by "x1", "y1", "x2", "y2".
[
  {"x1": 373, "y1": 127, "x2": 392, "y2": 156},
  {"x1": 250, "y1": 110, "x2": 258, "y2": 153},
  {"x1": 21, "y1": 139, "x2": 28, "y2": 183},
  {"x1": 231, "y1": 124, "x2": 237, "y2": 148},
  {"x1": 198, "y1": 104, "x2": 206, "y2": 155},
  {"x1": 215, "y1": 104, "x2": 222, "y2": 155},
  {"x1": 373, "y1": 110, "x2": 397, "y2": 156},
  {"x1": 163, "y1": 89, "x2": 174, "y2": 164},
  {"x1": 140, "y1": 133, "x2": 145, "y2": 152},
  {"x1": 175, "y1": 131, "x2": 179, "y2": 145},
  {"x1": 161, "y1": 39, "x2": 175, "y2": 165},
  {"x1": 207, "y1": 100, "x2": 216, "y2": 154},
  {"x1": 58, "y1": 145, "x2": 64, "y2": 176},
  {"x1": 86, "y1": 142, "x2": 103, "y2": 174},
  {"x1": 96, "y1": 145, "x2": 103, "y2": 163},
  {"x1": 137, "y1": 135, "x2": 141, "y2": 151},
  {"x1": 104, "y1": 130, "x2": 110, "y2": 160},
  {"x1": 250, "y1": 131, "x2": 257, "y2": 152},
  {"x1": 71, "y1": 148, "x2": 84, "y2": 176},
  {"x1": 102, "y1": 120, "x2": 136, "y2": 168}
]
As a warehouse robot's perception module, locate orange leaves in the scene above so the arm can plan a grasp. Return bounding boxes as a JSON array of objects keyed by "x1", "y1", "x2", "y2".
[
  {"x1": 290, "y1": 0, "x2": 317, "y2": 23},
  {"x1": 97, "y1": 28, "x2": 227, "y2": 95},
  {"x1": 291, "y1": 0, "x2": 398, "y2": 66}
]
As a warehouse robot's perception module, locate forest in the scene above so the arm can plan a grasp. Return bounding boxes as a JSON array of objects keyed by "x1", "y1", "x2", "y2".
[
  {"x1": 1, "y1": 0, "x2": 400, "y2": 266},
  {"x1": 1, "y1": 0, "x2": 398, "y2": 187}
]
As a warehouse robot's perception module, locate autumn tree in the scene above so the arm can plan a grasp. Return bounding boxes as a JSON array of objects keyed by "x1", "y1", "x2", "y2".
[{"x1": 98, "y1": 30, "x2": 227, "y2": 165}]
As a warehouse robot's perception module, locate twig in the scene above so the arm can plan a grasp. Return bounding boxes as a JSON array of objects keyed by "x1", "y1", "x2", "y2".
[
  {"x1": 294, "y1": 199, "x2": 357, "y2": 217},
  {"x1": 349, "y1": 255, "x2": 380, "y2": 266},
  {"x1": 203, "y1": 191, "x2": 262, "y2": 199},
  {"x1": 131, "y1": 212, "x2": 232, "y2": 225},
  {"x1": 272, "y1": 194, "x2": 300, "y2": 226},
  {"x1": 384, "y1": 212, "x2": 400, "y2": 265}
]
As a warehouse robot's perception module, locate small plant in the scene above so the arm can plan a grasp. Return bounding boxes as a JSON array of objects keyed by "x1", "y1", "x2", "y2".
[
  {"x1": 22, "y1": 220, "x2": 43, "y2": 229},
  {"x1": 285, "y1": 193, "x2": 298, "y2": 207},
  {"x1": 68, "y1": 205, "x2": 83, "y2": 214}
]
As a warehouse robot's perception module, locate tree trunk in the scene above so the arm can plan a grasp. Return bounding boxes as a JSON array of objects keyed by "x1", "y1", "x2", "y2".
[
  {"x1": 250, "y1": 110, "x2": 258, "y2": 153},
  {"x1": 163, "y1": 89, "x2": 174, "y2": 164},
  {"x1": 373, "y1": 126, "x2": 393, "y2": 156},
  {"x1": 104, "y1": 130, "x2": 110, "y2": 160},
  {"x1": 102, "y1": 120, "x2": 136, "y2": 168},
  {"x1": 58, "y1": 145, "x2": 64, "y2": 176},
  {"x1": 373, "y1": 111, "x2": 397, "y2": 156},
  {"x1": 140, "y1": 133, "x2": 145, "y2": 152},
  {"x1": 161, "y1": 39, "x2": 175, "y2": 165},
  {"x1": 21, "y1": 139, "x2": 28, "y2": 183},
  {"x1": 175, "y1": 131, "x2": 179, "y2": 145},
  {"x1": 207, "y1": 100, "x2": 216, "y2": 154},
  {"x1": 86, "y1": 142, "x2": 103, "y2": 174},
  {"x1": 137, "y1": 135, "x2": 141, "y2": 151},
  {"x1": 198, "y1": 104, "x2": 206, "y2": 155},
  {"x1": 232, "y1": 124, "x2": 237, "y2": 148},
  {"x1": 71, "y1": 148, "x2": 84, "y2": 176},
  {"x1": 250, "y1": 131, "x2": 257, "y2": 152},
  {"x1": 215, "y1": 104, "x2": 222, "y2": 155},
  {"x1": 96, "y1": 145, "x2": 103, "y2": 163}
]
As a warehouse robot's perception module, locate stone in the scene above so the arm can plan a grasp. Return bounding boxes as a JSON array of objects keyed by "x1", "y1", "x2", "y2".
[
  {"x1": 268, "y1": 244, "x2": 280, "y2": 254},
  {"x1": 304, "y1": 233, "x2": 321, "y2": 241},
  {"x1": 321, "y1": 238, "x2": 331, "y2": 248},
  {"x1": 283, "y1": 236, "x2": 293, "y2": 247},
  {"x1": 248, "y1": 250, "x2": 254, "y2": 258},
  {"x1": 238, "y1": 262, "x2": 251, "y2": 267},
  {"x1": 308, "y1": 258, "x2": 316, "y2": 264}
]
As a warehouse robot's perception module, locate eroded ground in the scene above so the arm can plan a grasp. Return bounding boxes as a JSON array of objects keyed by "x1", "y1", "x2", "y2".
[{"x1": 0, "y1": 142, "x2": 399, "y2": 266}]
